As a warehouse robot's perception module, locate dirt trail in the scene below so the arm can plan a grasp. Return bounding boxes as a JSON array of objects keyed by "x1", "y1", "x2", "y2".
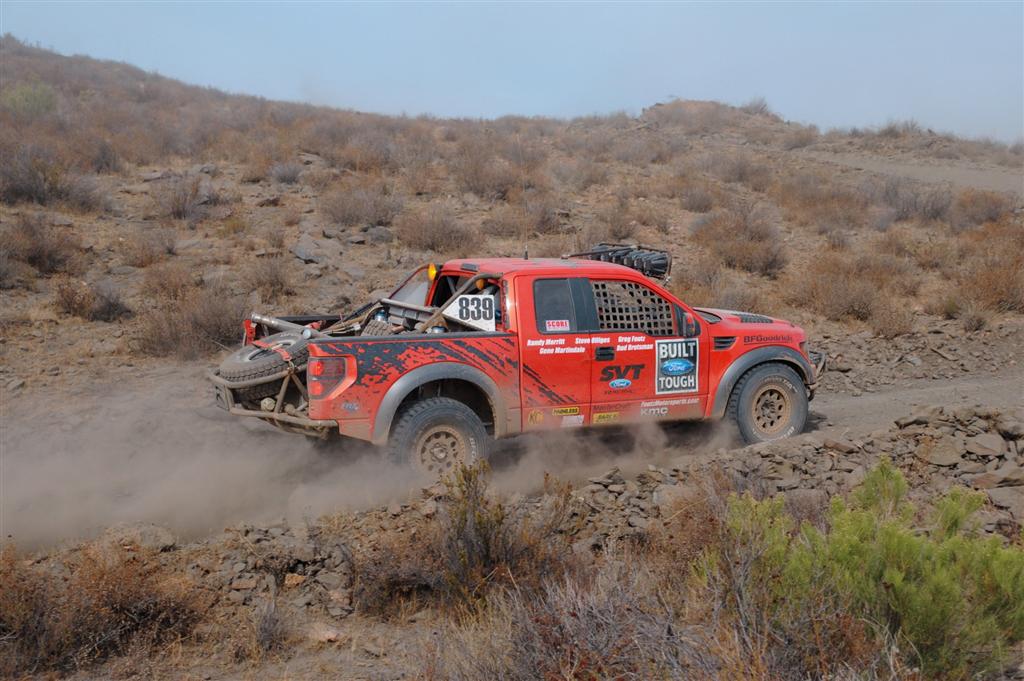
[
  {"x1": 801, "y1": 150, "x2": 1024, "y2": 194},
  {"x1": 2, "y1": 364, "x2": 1021, "y2": 548}
]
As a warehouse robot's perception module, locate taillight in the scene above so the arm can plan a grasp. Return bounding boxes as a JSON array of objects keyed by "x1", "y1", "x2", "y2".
[{"x1": 307, "y1": 358, "x2": 346, "y2": 397}]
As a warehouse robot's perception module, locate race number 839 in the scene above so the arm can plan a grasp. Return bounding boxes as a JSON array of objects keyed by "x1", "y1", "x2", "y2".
[{"x1": 443, "y1": 294, "x2": 497, "y2": 331}]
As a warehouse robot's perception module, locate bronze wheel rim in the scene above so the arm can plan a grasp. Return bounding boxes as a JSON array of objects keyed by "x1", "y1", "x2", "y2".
[
  {"x1": 752, "y1": 386, "x2": 791, "y2": 436},
  {"x1": 415, "y1": 425, "x2": 469, "y2": 476}
]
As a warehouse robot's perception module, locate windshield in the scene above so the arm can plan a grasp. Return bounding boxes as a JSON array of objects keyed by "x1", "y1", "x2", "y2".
[{"x1": 389, "y1": 265, "x2": 431, "y2": 305}]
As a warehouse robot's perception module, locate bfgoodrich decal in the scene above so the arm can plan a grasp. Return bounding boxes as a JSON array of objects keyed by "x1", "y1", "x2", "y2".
[{"x1": 655, "y1": 339, "x2": 698, "y2": 394}]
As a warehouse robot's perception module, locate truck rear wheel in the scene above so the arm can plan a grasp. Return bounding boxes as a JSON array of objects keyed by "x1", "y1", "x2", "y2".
[
  {"x1": 388, "y1": 397, "x2": 488, "y2": 478},
  {"x1": 728, "y1": 363, "x2": 808, "y2": 445}
]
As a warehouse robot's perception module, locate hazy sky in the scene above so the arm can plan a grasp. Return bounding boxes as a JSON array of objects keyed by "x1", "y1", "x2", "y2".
[{"x1": 2, "y1": 1, "x2": 1022, "y2": 141}]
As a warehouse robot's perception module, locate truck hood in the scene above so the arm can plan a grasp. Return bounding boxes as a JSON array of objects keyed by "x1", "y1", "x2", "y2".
[{"x1": 693, "y1": 307, "x2": 806, "y2": 345}]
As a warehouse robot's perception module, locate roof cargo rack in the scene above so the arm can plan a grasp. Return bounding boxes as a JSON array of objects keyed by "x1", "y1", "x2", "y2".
[{"x1": 564, "y1": 243, "x2": 673, "y2": 282}]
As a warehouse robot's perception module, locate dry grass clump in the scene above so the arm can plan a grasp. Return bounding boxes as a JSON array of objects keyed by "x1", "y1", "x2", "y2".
[
  {"x1": 481, "y1": 204, "x2": 529, "y2": 239},
  {"x1": 320, "y1": 181, "x2": 403, "y2": 227},
  {"x1": 158, "y1": 176, "x2": 205, "y2": 221},
  {"x1": 691, "y1": 206, "x2": 788, "y2": 278},
  {"x1": 355, "y1": 463, "x2": 577, "y2": 616},
  {"x1": 0, "y1": 544, "x2": 203, "y2": 676},
  {"x1": 952, "y1": 188, "x2": 1012, "y2": 230},
  {"x1": 451, "y1": 135, "x2": 530, "y2": 200},
  {"x1": 0, "y1": 213, "x2": 82, "y2": 278},
  {"x1": 678, "y1": 181, "x2": 715, "y2": 213},
  {"x1": 136, "y1": 283, "x2": 246, "y2": 358},
  {"x1": 54, "y1": 276, "x2": 131, "y2": 321},
  {"x1": 141, "y1": 261, "x2": 196, "y2": 301},
  {"x1": 268, "y1": 162, "x2": 302, "y2": 184},
  {"x1": 121, "y1": 227, "x2": 176, "y2": 267},
  {"x1": 789, "y1": 251, "x2": 919, "y2": 327},
  {"x1": 708, "y1": 152, "x2": 773, "y2": 191},
  {"x1": 781, "y1": 125, "x2": 818, "y2": 150},
  {"x1": 243, "y1": 255, "x2": 292, "y2": 302},
  {"x1": 394, "y1": 205, "x2": 475, "y2": 253},
  {"x1": 0, "y1": 145, "x2": 107, "y2": 210},
  {"x1": 550, "y1": 158, "x2": 608, "y2": 191},
  {"x1": 870, "y1": 177, "x2": 952, "y2": 222}
]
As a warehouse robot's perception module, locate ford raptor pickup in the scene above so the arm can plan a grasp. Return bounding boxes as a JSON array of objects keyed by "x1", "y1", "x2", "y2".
[{"x1": 210, "y1": 244, "x2": 825, "y2": 476}]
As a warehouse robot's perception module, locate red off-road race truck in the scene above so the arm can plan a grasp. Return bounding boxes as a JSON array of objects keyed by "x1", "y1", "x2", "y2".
[{"x1": 211, "y1": 245, "x2": 825, "y2": 476}]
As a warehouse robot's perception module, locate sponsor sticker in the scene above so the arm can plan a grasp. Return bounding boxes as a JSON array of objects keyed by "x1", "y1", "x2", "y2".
[
  {"x1": 593, "y1": 412, "x2": 620, "y2": 424},
  {"x1": 545, "y1": 319, "x2": 571, "y2": 332},
  {"x1": 552, "y1": 406, "x2": 580, "y2": 416},
  {"x1": 655, "y1": 339, "x2": 699, "y2": 394},
  {"x1": 527, "y1": 409, "x2": 544, "y2": 425},
  {"x1": 561, "y1": 414, "x2": 584, "y2": 427},
  {"x1": 743, "y1": 334, "x2": 793, "y2": 345}
]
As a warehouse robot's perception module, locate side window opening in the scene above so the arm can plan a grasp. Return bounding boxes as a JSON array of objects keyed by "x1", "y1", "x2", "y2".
[
  {"x1": 591, "y1": 280, "x2": 675, "y2": 336},
  {"x1": 533, "y1": 278, "x2": 578, "y2": 334}
]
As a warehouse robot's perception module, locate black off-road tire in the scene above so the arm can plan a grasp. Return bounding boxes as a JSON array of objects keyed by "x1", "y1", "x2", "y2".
[
  {"x1": 218, "y1": 331, "x2": 309, "y2": 402},
  {"x1": 388, "y1": 397, "x2": 489, "y2": 478},
  {"x1": 727, "y1": 362, "x2": 808, "y2": 445}
]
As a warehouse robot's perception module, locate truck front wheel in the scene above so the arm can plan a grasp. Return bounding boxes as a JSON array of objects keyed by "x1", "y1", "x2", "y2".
[
  {"x1": 728, "y1": 363, "x2": 808, "y2": 444},
  {"x1": 388, "y1": 397, "x2": 489, "y2": 478}
]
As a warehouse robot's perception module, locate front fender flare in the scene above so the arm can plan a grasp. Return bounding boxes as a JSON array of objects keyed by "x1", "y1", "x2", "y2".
[
  {"x1": 710, "y1": 346, "x2": 815, "y2": 419},
  {"x1": 370, "y1": 362, "x2": 507, "y2": 445}
]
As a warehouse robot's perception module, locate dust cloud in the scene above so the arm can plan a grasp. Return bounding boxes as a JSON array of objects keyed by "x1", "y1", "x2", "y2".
[{"x1": 1, "y1": 365, "x2": 738, "y2": 549}]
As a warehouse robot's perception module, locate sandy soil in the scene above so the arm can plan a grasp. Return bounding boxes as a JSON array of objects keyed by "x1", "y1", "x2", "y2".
[{"x1": 801, "y1": 150, "x2": 1024, "y2": 194}]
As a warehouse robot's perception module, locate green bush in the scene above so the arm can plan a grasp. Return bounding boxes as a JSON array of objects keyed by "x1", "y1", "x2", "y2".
[
  {"x1": 1, "y1": 81, "x2": 57, "y2": 119},
  {"x1": 700, "y1": 459, "x2": 1024, "y2": 679}
]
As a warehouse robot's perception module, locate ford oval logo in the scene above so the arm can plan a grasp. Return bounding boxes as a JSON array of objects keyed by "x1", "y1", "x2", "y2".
[
  {"x1": 609, "y1": 378, "x2": 632, "y2": 389},
  {"x1": 661, "y1": 359, "x2": 694, "y2": 376}
]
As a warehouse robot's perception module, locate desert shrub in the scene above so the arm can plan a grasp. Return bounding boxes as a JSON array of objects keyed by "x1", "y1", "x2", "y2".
[
  {"x1": 233, "y1": 599, "x2": 288, "y2": 661},
  {"x1": 394, "y1": 205, "x2": 474, "y2": 253},
  {"x1": 0, "y1": 213, "x2": 81, "y2": 275},
  {"x1": 321, "y1": 182, "x2": 403, "y2": 227},
  {"x1": 244, "y1": 255, "x2": 292, "y2": 301},
  {"x1": 679, "y1": 183, "x2": 714, "y2": 213},
  {"x1": 0, "y1": 544, "x2": 202, "y2": 676},
  {"x1": 136, "y1": 284, "x2": 246, "y2": 358},
  {"x1": 90, "y1": 139, "x2": 122, "y2": 173},
  {"x1": 739, "y1": 96, "x2": 772, "y2": 116},
  {"x1": 54, "y1": 277, "x2": 131, "y2": 322},
  {"x1": 952, "y1": 188, "x2": 1012, "y2": 230},
  {"x1": 269, "y1": 162, "x2": 302, "y2": 184},
  {"x1": 789, "y1": 255, "x2": 878, "y2": 321},
  {"x1": 158, "y1": 176, "x2": 205, "y2": 221},
  {"x1": 877, "y1": 119, "x2": 922, "y2": 138},
  {"x1": 121, "y1": 227, "x2": 176, "y2": 267},
  {"x1": 868, "y1": 298, "x2": 915, "y2": 337},
  {"x1": 451, "y1": 136, "x2": 524, "y2": 199},
  {"x1": 1, "y1": 80, "x2": 57, "y2": 119},
  {"x1": 0, "y1": 145, "x2": 65, "y2": 205},
  {"x1": 481, "y1": 204, "x2": 528, "y2": 238},
  {"x1": 709, "y1": 152, "x2": 772, "y2": 191},
  {"x1": 356, "y1": 462, "x2": 576, "y2": 615},
  {"x1": 551, "y1": 158, "x2": 608, "y2": 191},
  {"x1": 691, "y1": 207, "x2": 788, "y2": 277},
  {"x1": 958, "y1": 299, "x2": 990, "y2": 331},
  {"x1": 693, "y1": 460, "x2": 1024, "y2": 679},
  {"x1": 326, "y1": 130, "x2": 396, "y2": 174},
  {"x1": 281, "y1": 206, "x2": 301, "y2": 227},
  {"x1": 871, "y1": 177, "x2": 952, "y2": 222},
  {"x1": 428, "y1": 560, "x2": 717, "y2": 681},
  {"x1": 781, "y1": 125, "x2": 818, "y2": 150},
  {"x1": 522, "y1": 191, "x2": 562, "y2": 235},
  {"x1": 961, "y1": 255, "x2": 1024, "y2": 313},
  {"x1": 141, "y1": 261, "x2": 195, "y2": 301}
]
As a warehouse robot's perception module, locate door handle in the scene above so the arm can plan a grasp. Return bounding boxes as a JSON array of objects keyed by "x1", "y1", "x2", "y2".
[{"x1": 595, "y1": 346, "x2": 615, "y2": 361}]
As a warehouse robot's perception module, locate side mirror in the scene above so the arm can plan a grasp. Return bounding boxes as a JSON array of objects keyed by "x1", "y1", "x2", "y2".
[{"x1": 676, "y1": 305, "x2": 700, "y2": 337}]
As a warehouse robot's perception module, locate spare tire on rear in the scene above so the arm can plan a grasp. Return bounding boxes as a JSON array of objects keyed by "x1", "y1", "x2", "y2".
[{"x1": 218, "y1": 331, "x2": 310, "y2": 402}]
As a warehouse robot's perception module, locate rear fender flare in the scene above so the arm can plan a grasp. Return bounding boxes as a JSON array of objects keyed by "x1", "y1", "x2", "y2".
[
  {"x1": 371, "y1": 362, "x2": 506, "y2": 445},
  {"x1": 710, "y1": 346, "x2": 814, "y2": 419}
]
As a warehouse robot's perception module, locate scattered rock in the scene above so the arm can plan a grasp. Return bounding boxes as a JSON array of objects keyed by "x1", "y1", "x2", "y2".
[
  {"x1": 308, "y1": 622, "x2": 344, "y2": 643},
  {"x1": 257, "y1": 196, "x2": 281, "y2": 207},
  {"x1": 824, "y1": 437, "x2": 859, "y2": 454},
  {"x1": 140, "y1": 170, "x2": 168, "y2": 182},
  {"x1": 915, "y1": 438, "x2": 962, "y2": 467},
  {"x1": 967, "y1": 433, "x2": 1006, "y2": 458}
]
